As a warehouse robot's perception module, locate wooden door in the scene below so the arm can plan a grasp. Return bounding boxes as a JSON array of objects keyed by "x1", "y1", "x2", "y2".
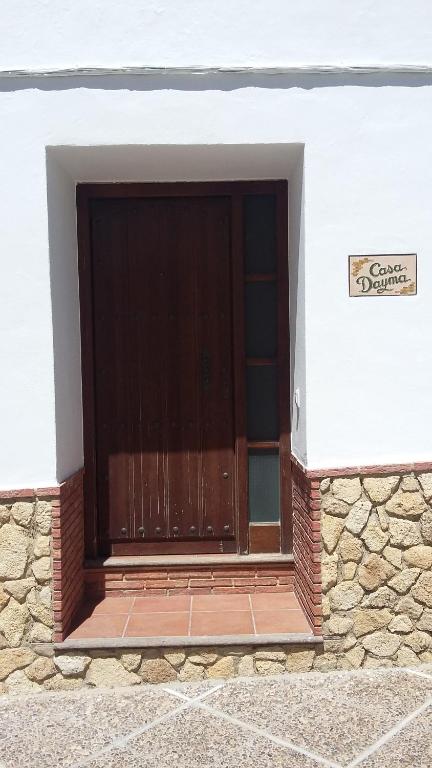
[{"x1": 90, "y1": 196, "x2": 237, "y2": 554}]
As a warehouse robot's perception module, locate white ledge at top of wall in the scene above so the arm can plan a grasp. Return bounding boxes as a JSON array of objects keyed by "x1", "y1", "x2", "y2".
[{"x1": 2, "y1": 64, "x2": 432, "y2": 78}]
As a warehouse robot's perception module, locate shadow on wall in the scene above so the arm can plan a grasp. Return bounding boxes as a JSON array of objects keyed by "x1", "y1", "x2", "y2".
[{"x1": 45, "y1": 143, "x2": 305, "y2": 481}]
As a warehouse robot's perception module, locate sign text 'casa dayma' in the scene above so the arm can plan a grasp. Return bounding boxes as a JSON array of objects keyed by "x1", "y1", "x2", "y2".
[{"x1": 349, "y1": 254, "x2": 417, "y2": 297}]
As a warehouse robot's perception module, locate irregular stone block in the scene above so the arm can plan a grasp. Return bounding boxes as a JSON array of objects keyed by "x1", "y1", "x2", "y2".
[
  {"x1": 285, "y1": 649, "x2": 315, "y2": 673},
  {"x1": 418, "y1": 473, "x2": 432, "y2": 501},
  {"x1": 329, "y1": 581, "x2": 364, "y2": 610},
  {"x1": 416, "y1": 609, "x2": 432, "y2": 631},
  {"x1": 26, "y1": 588, "x2": 53, "y2": 627},
  {"x1": 338, "y1": 531, "x2": 363, "y2": 563},
  {"x1": 361, "y1": 521, "x2": 389, "y2": 553},
  {"x1": 25, "y1": 656, "x2": 56, "y2": 682},
  {"x1": 86, "y1": 658, "x2": 140, "y2": 687},
  {"x1": 0, "y1": 598, "x2": 30, "y2": 645},
  {"x1": 388, "y1": 615, "x2": 413, "y2": 633},
  {"x1": 11, "y1": 502, "x2": 34, "y2": 529},
  {"x1": 188, "y1": 652, "x2": 218, "y2": 665},
  {"x1": 342, "y1": 562, "x2": 357, "y2": 580},
  {"x1": 120, "y1": 653, "x2": 142, "y2": 672},
  {"x1": 352, "y1": 609, "x2": 392, "y2": 637},
  {"x1": 44, "y1": 674, "x2": 84, "y2": 691},
  {"x1": 403, "y1": 630, "x2": 431, "y2": 653},
  {"x1": 3, "y1": 577, "x2": 35, "y2": 602},
  {"x1": 255, "y1": 659, "x2": 285, "y2": 675},
  {"x1": 33, "y1": 535, "x2": 51, "y2": 558},
  {"x1": 388, "y1": 519, "x2": 422, "y2": 548},
  {"x1": 320, "y1": 478, "x2": 331, "y2": 494},
  {"x1": 163, "y1": 651, "x2": 186, "y2": 668},
  {"x1": 35, "y1": 502, "x2": 52, "y2": 535},
  {"x1": 237, "y1": 655, "x2": 255, "y2": 676},
  {"x1": 54, "y1": 654, "x2": 91, "y2": 676},
  {"x1": 358, "y1": 554, "x2": 396, "y2": 591},
  {"x1": 363, "y1": 476, "x2": 399, "y2": 504},
  {"x1": 331, "y1": 478, "x2": 362, "y2": 504},
  {"x1": 313, "y1": 653, "x2": 338, "y2": 672},
  {"x1": 320, "y1": 495, "x2": 349, "y2": 518},
  {"x1": 363, "y1": 656, "x2": 394, "y2": 669},
  {"x1": 362, "y1": 630, "x2": 401, "y2": 658},
  {"x1": 208, "y1": 656, "x2": 238, "y2": 678},
  {"x1": 397, "y1": 647, "x2": 421, "y2": 666},
  {"x1": 412, "y1": 572, "x2": 432, "y2": 607},
  {"x1": 0, "y1": 648, "x2": 35, "y2": 680},
  {"x1": 6, "y1": 669, "x2": 40, "y2": 693},
  {"x1": 345, "y1": 499, "x2": 372, "y2": 535},
  {"x1": 383, "y1": 546, "x2": 402, "y2": 569},
  {"x1": 345, "y1": 646, "x2": 365, "y2": 668},
  {"x1": 388, "y1": 568, "x2": 421, "y2": 595},
  {"x1": 363, "y1": 587, "x2": 398, "y2": 608},
  {"x1": 322, "y1": 515, "x2": 344, "y2": 554},
  {"x1": 140, "y1": 658, "x2": 177, "y2": 683},
  {"x1": 0, "y1": 586, "x2": 10, "y2": 610},
  {"x1": 400, "y1": 476, "x2": 420, "y2": 492},
  {"x1": 178, "y1": 660, "x2": 205, "y2": 682},
  {"x1": 28, "y1": 622, "x2": 52, "y2": 643},
  {"x1": 385, "y1": 491, "x2": 428, "y2": 519},
  {"x1": 395, "y1": 595, "x2": 424, "y2": 620},
  {"x1": 376, "y1": 506, "x2": 389, "y2": 532},
  {"x1": 403, "y1": 545, "x2": 432, "y2": 570},
  {"x1": 0, "y1": 524, "x2": 29, "y2": 579},
  {"x1": 420, "y1": 510, "x2": 432, "y2": 545},
  {"x1": 322, "y1": 554, "x2": 338, "y2": 592},
  {"x1": 0, "y1": 506, "x2": 10, "y2": 524},
  {"x1": 324, "y1": 615, "x2": 353, "y2": 635}
]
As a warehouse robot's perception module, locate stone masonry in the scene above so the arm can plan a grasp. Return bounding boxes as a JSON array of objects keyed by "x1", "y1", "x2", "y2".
[
  {"x1": 0, "y1": 467, "x2": 431, "y2": 693},
  {"x1": 320, "y1": 471, "x2": 432, "y2": 670}
]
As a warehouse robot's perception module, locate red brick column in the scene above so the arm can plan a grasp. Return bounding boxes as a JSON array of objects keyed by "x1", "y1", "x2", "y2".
[
  {"x1": 52, "y1": 469, "x2": 84, "y2": 641},
  {"x1": 291, "y1": 459, "x2": 323, "y2": 635}
]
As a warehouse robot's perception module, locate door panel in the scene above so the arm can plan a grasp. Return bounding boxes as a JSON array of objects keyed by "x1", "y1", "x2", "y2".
[{"x1": 91, "y1": 196, "x2": 236, "y2": 553}]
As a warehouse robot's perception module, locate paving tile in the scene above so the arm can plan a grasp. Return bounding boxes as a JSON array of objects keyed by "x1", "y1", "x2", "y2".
[
  {"x1": 124, "y1": 611, "x2": 189, "y2": 637},
  {"x1": 0, "y1": 687, "x2": 180, "y2": 768},
  {"x1": 359, "y1": 707, "x2": 432, "y2": 767},
  {"x1": 133, "y1": 595, "x2": 191, "y2": 613},
  {"x1": 92, "y1": 596, "x2": 135, "y2": 614},
  {"x1": 192, "y1": 593, "x2": 251, "y2": 612},
  {"x1": 190, "y1": 609, "x2": 254, "y2": 636},
  {"x1": 67, "y1": 614, "x2": 128, "y2": 639},
  {"x1": 250, "y1": 592, "x2": 300, "y2": 610},
  {"x1": 203, "y1": 669, "x2": 432, "y2": 764},
  {"x1": 253, "y1": 609, "x2": 311, "y2": 634},
  {"x1": 84, "y1": 707, "x2": 325, "y2": 768}
]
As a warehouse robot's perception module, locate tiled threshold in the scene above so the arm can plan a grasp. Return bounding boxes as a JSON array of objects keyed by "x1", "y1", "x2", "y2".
[{"x1": 56, "y1": 592, "x2": 321, "y2": 651}]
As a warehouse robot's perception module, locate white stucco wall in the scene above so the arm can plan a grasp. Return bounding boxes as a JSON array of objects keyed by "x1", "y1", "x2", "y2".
[
  {"x1": 2, "y1": 0, "x2": 432, "y2": 70},
  {"x1": 1, "y1": 3, "x2": 432, "y2": 486}
]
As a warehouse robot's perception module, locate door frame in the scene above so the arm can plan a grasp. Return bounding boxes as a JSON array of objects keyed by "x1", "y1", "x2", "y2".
[{"x1": 76, "y1": 180, "x2": 291, "y2": 559}]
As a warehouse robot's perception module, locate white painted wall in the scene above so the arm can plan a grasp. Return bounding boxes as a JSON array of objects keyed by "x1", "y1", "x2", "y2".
[
  {"x1": 1, "y1": 3, "x2": 432, "y2": 485},
  {"x1": 2, "y1": 1, "x2": 432, "y2": 70}
]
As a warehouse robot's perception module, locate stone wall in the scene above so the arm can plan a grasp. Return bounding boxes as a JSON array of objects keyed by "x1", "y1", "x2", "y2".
[
  {"x1": 0, "y1": 491, "x2": 54, "y2": 650},
  {"x1": 321, "y1": 470, "x2": 432, "y2": 669}
]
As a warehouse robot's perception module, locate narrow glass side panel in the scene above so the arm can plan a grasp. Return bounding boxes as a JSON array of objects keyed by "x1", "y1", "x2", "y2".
[
  {"x1": 248, "y1": 449, "x2": 280, "y2": 522},
  {"x1": 244, "y1": 195, "x2": 277, "y2": 274},
  {"x1": 245, "y1": 282, "x2": 277, "y2": 358},
  {"x1": 246, "y1": 366, "x2": 279, "y2": 440}
]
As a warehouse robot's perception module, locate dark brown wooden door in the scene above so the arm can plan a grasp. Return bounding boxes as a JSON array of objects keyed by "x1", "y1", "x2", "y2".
[{"x1": 91, "y1": 196, "x2": 237, "y2": 554}]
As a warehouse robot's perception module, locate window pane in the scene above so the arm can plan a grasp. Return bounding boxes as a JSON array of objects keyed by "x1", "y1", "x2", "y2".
[
  {"x1": 246, "y1": 366, "x2": 279, "y2": 440},
  {"x1": 245, "y1": 282, "x2": 277, "y2": 358},
  {"x1": 248, "y1": 449, "x2": 280, "y2": 522},
  {"x1": 244, "y1": 195, "x2": 277, "y2": 274}
]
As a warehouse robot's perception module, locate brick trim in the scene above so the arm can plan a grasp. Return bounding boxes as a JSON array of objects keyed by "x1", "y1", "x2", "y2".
[
  {"x1": 291, "y1": 460, "x2": 322, "y2": 635},
  {"x1": 291, "y1": 454, "x2": 432, "y2": 480},
  {"x1": 52, "y1": 469, "x2": 85, "y2": 642}
]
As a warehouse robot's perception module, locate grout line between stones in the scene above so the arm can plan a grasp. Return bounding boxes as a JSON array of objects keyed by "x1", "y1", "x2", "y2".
[
  {"x1": 345, "y1": 698, "x2": 432, "y2": 768},
  {"x1": 193, "y1": 698, "x2": 343, "y2": 768},
  {"x1": 404, "y1": 667, "x2": 432, "y2": 682},
  {"x1": 248, "y1": 594, "x2": 257, "y2": 635}
]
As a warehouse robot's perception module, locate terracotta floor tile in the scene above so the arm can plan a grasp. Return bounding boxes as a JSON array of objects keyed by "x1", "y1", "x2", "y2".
[
  {"x1": 253, "y1": 609, "x2": 311, "y2": 634},
  {"x1": 250, "y1": 592, "x2": 300, "y2": 611},
  {"x1": 67, "y1": 614, "x2": 128, "y2": 639},
  {"x1": 133, "y1": 595, "x2": 191, "y2": 613},
  {"x1": 124, "y1": 612, "x2": 190, "y2": 638},
  {"x1": 192, "y1": 594, "x2": 251, "y2": 612},
  {"x1": 91, "y1": 596, "x2": 135, "y2": 614},
  {"x1": 191, "y1": 610, "x2": 254, "y2": 636}
]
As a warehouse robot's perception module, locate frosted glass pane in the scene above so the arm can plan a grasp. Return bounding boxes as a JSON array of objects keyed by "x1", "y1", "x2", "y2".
[{"x1": 248, "y1": 449, "x2": 280, "y2": 522}]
